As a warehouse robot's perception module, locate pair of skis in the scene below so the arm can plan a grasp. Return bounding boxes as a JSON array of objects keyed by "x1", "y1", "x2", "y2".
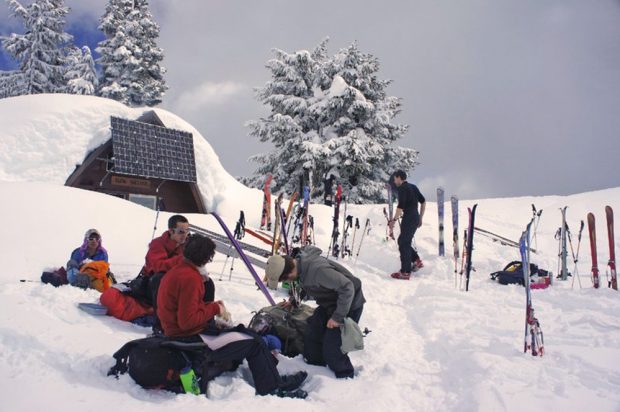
[
  {"x1": 587, "y1": 206, "x2": 617, "y2": 290},
  {"x1": 384, "y1": 183, "x2": 395, "y2": 241},
  {"x1": 329, "y1": 184, "x2": 343, "y2": 257},
  {"x1": 455, "y1": 203, "x2": 477, "y2": 291},
  {"x1": 260, "y1": 175, "x2": 273, "y2": 230},
  {"x1": 520, "y1": 218, "x2": 544, "y2": 356}
]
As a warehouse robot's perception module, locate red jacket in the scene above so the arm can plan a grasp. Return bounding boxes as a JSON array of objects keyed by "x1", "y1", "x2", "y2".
[
  {"x1": 143, "y1": 231, "x2": 184, "y2": 276},
  {"x1": 157, "y1": 260, "x2": 221, "y2": 337}
]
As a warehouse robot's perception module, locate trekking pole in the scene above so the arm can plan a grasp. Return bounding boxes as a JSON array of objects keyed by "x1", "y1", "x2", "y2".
[
  {"x1": 151, "y1": 198, "x2": 165, "y2": 240},
  {"x1": 571, "y1": 220, "x2": 585, "y2": 289},
  {"x1": 228, "y1": 257, "x2": 235, "y2": 281},
  {"x1": 354, "y1": 218, "x2": 371, "y2": 265},
  {"x1": 532, "y1": 205, "x2": 543, "y2": 250},
  {"x1": 219, "y1": 244, "x2": 234, "y2": 281}
]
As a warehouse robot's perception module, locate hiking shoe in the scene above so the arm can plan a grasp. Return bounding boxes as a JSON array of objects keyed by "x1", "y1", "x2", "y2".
[
  {"x1": 272, "y1": 387, "x2": 308, "y2": 399},
  {"x1": 412, "y1": 259, "x2": 424, "y2": 272},
  {"x1": 279, "y1": 371, "x2": 308, "y2": 391},
  {"x1": 390, "y1": 272, "x2": 410, "y2": 280}
]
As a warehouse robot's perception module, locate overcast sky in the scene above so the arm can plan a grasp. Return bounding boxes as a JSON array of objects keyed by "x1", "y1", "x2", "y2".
[{"x1": 2, "y1": 0, "x2": 619, "y2": 200}]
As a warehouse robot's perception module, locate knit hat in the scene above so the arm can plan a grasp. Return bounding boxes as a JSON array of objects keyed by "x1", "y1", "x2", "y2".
[
  {"x1": 265, "y1": 255, "x2": 286, "y2": 289},
  {"x1": 84, "y1": 229, "x2": 101, "y2": 239}
]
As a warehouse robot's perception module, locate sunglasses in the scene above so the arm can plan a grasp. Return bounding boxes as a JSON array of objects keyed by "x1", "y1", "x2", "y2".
[
  {"x1": 173, "y1": 228, "x2": 190, "y2": 235},
  {"x1": 88, "y1": 236, "x2": 100, "y2": 241}
]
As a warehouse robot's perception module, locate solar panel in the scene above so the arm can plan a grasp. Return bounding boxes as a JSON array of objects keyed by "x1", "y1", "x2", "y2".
[{"x1": 110, "y1": 116, "x2": 197, "y2": 183}]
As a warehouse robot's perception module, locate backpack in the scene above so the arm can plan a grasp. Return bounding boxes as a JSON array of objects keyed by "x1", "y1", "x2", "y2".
[
  {"x1": 107, "y1": 336, "x2": 238, "y2": 395},
  {"x1": 490, "y1": 261, "x2": 551, "y2": 286},
  {"x1": 80, "y1": 261, "x2": 115, "y2": 292},
  {"x1": 248, "y1": 303, "x2": 315, "y2": 357},
  {"x1": 41, "y1": 267, "x2": 68, "y2": 287}
]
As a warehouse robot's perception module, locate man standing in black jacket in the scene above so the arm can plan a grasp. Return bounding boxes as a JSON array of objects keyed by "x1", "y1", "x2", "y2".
[{"x1": 389, "y1": 170, "x2": 426, "y2": 280}]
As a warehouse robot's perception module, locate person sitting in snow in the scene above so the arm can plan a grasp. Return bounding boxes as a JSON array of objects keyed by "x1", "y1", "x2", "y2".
[
  {"x1": 132, "y1": 215, "x2": 215, "y2": 331},
  {"x1": 265, "y1": 245, "x2": 365, "y2": 379},
  {"x1": 157, "y1": 233, "x2": 308, "y2": 399},
  {"x1": 66, "y1": 228, "x2": 110, "y2": 289},
  {"x1": 101, "y1": 215, "x2": 216, "y2": 327}
]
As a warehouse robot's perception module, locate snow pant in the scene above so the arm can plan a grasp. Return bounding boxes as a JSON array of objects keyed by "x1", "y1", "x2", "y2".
[
  {"x1": 208, "y1": 336, "x2": 281, "y2": 395},
  {"x1": 100, "y1": 287, "x2": 154, "y2": 321},
  {"x1": 303, "y1": 305, "x2": 364, "y2": 379},
  {"x1": 398, "y1": 217, "x2": 420, "y2": 273}
]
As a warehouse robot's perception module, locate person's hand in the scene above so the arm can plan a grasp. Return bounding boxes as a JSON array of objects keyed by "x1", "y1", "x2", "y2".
[
  {"x1": 327, "y1": 318, "x2": 341, "y2": 329},
  {"x1": 278, "y1": 299, "x2": 292, "y2": 309},
  {"x1": 216, "y1": 300, "x2": 231, "y2": 321}
]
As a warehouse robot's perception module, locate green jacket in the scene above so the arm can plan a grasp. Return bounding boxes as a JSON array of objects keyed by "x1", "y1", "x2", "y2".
[{"x1": 297, "y1": 246, "x2": 366, "y2": 323}]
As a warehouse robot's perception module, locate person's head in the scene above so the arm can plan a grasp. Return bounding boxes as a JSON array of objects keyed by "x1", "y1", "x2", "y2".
[
  {"x1": 265, "y1": 255, "x2": 297, "y2": 289},
  {"x1": 168, "y1": 214, "x2": 190, "y2": 245},
  {"x1": 393, "y1": 169, "x2": 407, "y2": 186},
  {"x1": 183, "y1": 234, "x2": 216, "y2": 268},
  {"x1": 84, "y1": 228, "x2": 101, "y2": 250}
]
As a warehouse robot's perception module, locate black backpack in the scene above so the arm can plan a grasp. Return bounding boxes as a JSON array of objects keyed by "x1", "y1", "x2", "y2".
[
  {"x1": 107, "y1": 336, "x2": 238, "y2": 395},
  {"x1": 248, "y1": 304, "x2": 314, "y2": 357},
  {"x1": 490, "y1": 261, "x2": 549, "y2": 286}
]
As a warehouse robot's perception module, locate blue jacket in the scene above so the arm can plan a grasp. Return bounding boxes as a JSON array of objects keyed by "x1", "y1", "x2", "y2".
[{"x1": 67, "y1": 247, "x2": 108, "y2": 284}]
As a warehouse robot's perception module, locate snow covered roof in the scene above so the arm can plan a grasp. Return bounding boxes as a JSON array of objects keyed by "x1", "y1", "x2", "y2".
[{"x1": 0, "y1": 93, "x2": 256, "y2": 213}]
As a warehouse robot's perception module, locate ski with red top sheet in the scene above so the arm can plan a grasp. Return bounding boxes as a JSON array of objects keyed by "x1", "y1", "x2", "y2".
[
  {"x1": 605, "y1": 206, "x2": 617, "y2": 290},
  {"x1": 587, "y1": 212, "x2": 600, "y2": 288}
]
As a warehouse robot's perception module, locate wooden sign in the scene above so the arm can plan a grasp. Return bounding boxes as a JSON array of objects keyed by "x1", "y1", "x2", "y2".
[{"x1": 111, "y1": 175, "x2": 151, "y2": 189}]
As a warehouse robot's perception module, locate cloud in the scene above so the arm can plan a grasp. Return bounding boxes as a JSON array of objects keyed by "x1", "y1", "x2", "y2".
[{"x1": 171, "y1": 81, "x2": 247, "y2": 114}]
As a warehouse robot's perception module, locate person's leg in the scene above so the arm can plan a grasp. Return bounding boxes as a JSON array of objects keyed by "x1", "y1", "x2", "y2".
[
  {"x1": 303, "y1": 306, "x2": 328, "y2": 366},
  {"x1": 209, "y1": 338, "x2": 281, "y2": 395},
  {"x1": 323, "y1": 305, "x2": 364, "y2": 378},
  {"x1": 398, "y1": 222, "x2": 414, "y2": 273},
  {"x1": 409, "y1": 224, "x2": 420, "y2": 263}
]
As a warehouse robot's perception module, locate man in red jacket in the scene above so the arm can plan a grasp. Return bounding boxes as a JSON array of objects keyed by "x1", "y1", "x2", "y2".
[
  {"x1": 157, "y1": 234, "x2": 308, "y2": 399},
  {"x1": 144, "y1": 215, "x2": 190, "y2": 276}
]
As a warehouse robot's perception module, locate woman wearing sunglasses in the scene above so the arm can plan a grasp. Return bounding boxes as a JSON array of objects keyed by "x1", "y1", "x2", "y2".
[{"x1": 66, "y1": 229, "x2": 109, "y2": 287}]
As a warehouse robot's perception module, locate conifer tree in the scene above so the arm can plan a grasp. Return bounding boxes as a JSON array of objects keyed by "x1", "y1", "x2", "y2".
[
  {"x1": 96, "y1": 0, "x2": 167, "y2": 106},
  {"x1": 65, "y1": 46, "x2": 98, "y2": 95},
  {"x1": 246, "y1": 39, "x2": 417, "y2": 203},
  {"x1": 1, "y1": 0, "x2": 73, "y2": 95}
]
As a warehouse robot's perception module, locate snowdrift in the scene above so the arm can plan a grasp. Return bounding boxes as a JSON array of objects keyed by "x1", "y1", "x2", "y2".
[{"x1": 0, "y1": 180, "x2": 619, "y2": 411}]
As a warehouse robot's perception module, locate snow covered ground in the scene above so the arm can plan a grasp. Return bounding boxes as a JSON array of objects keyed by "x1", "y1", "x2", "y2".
[{"x1": 0, "y1": 95, "x2": 619, "y2": 411}]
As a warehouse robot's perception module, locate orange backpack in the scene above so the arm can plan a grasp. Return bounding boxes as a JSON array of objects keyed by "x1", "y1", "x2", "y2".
[{"x1": 80, "y1": 261, "x2": 112, "y2": 292}]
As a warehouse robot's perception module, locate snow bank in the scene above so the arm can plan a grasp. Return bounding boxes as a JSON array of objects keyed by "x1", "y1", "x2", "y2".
[{"x1": 0, "y1": 180, "x2": 619, "y2": 411}]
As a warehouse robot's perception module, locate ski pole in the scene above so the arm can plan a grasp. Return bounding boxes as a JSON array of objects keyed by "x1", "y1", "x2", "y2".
[
  {"x1": 354, "y1": 218, "x2": 370, "y2": 265},
  {"x1": 571, "y1": 220, "x2": 585, "y2": 289}
]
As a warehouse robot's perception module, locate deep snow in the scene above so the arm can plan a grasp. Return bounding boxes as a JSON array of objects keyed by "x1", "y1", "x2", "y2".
[{"x1": 0, "y1": 94, "x2": 619, "y2": 411}]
